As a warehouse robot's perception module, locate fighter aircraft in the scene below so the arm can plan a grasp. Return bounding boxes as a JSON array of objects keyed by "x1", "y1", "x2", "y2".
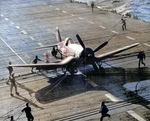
[{"x1": 9, "y1": 27, "x2": 139, "y2": 74}]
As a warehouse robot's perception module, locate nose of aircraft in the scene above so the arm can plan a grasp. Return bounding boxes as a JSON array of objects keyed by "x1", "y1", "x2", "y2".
[{"x1": 80, "y1": 48, "x2": 94, "y2": 58}]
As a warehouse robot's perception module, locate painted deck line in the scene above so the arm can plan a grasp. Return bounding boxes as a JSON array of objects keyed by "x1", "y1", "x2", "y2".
[
  {"x1": 30, "y1": 36, "x2": 35, "y2": 40},
  {"x1": 99, "y1": 26, "x2": 106, "y2": 29},
  {"x1": 88, "y1": 21, "x2": 94, "y2": 24},
  {"x1": 71, "y1": 14, "x2": 75, "y2": 16},
  {"x1": 1, "y1": 14, "x2": 4, "y2": 17},
  {"x1": 0, "y1": 37, "x2": 26, "y2": 64},
  {"x1": 10, "y1": 22, "x2": 14, "y2": 25},
  {"x1": 105, "y1": 93, "x2": 120, "y2": 102},
  {"x1": 111, "y1": 30, "x2": 118, "y2": 34},
  {"x1": 143, "y1": 43, "x2": 150, "y2": 47},
  {"x1": 56, "y1": 8, "x2": 60, "y2": 10},
  {"x1": 127, "y1": 110, "x2": 146, "y2": 121},
  {"x1": 78, "y1": 17, "x2": 83, "y2": 20},
  {"x1": 21, "y1": 30, "x2": 28, "y2": 34},
  {"x1": 16, "y1": 26, "x2": 20, "y2": 29},
  {"x1": 85, "y1": 79, "x2": 98, "y2": 87},
  {"x1": 126, "y1": 36, "x2": 135, "y2": 40},
  {"x1": 5, "y1": 18, "x2": 8, "y2": 21},
  {"x1": 38, "y1": 43, "x2": 44, "y2": 47},
  {"x1": 97, "y1": 6, "x2": 102, "y2": 9},
  {"x1": 62, "y1": 11, "x2": 67, "y2": 13}
]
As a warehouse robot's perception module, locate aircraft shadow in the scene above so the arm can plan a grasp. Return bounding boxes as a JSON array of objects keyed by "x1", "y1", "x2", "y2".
[
  {"x1": 35, "y1": 75, "x2": 98, "y2": 104},
  {"x1": 86, "y1": 67, "x2": 150, "y2": 107},
  {"x1": 14, "y1": 82, "x2": 44, "y2": 109},
  {"x1": 16, "y1": 82, "x2": 35, "y2": 97},
  {"x1": 13, "y1": 94, "x2": 44, "y2": 109}
]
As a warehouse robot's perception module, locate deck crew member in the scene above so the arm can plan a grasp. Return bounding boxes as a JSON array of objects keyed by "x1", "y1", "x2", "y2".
[
  {"x1": 44, "y1": 52, "x2": 50, "y2": 63},
  {"x1": 10, "y1": 73, "x2": 19, "y2": 96},
  {"x1": 121, "y1": 18, "x2": 127, "y2": 30},
  {"x1": 91, "y1": 2, "x2": 94, "y2": 12},
  {"x1": 31, "y1": 55, "x2": 42, "y2": 73},
  {"x1": 6, "y1": 62, "x2": 13, "y2": 85},
  {"x1": 137, "y1": 51, "x2": 146, "y2": 68},
  {"x1": 22, "y1": 103, "x2": 34, "y2": 121},
  {"x1": 99, "y1": 101, "x2": 110, "y2": 121}
]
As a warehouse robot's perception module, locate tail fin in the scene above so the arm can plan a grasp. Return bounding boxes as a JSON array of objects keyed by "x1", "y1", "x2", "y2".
[{"x1": 56, "y1": 27, "x2": 62, "y2": 42}]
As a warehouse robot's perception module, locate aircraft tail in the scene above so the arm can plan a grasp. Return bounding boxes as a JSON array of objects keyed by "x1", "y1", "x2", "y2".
[{"x1": 56, "y1": 27, "x2": 62, "y2": 42}]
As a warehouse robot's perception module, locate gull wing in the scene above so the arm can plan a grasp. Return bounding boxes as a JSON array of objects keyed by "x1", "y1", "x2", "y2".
[
  {"x1": 10, "y1": 56, "x2": 74, "y2": 70},
  {"x1": 96, "y1": 43, "x2": 139, "y2": 59}
]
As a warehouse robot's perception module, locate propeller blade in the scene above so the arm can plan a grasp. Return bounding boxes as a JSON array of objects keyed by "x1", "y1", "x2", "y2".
[
  {"x1": 94, "y1": 41, "x2": 108, "y2": 53},
  {"x1": 76, "y1": 34, "x2": 85, "y2": 49},
  {"x1": 94, "y1": 34, "x2": 116, "y2": 53}
]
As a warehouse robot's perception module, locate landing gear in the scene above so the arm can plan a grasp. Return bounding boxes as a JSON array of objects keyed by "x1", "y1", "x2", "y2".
[
  {"x1": 51, "y1": 47, "x2": 58, "y2": 58},
  {"x1": 97, "y1": 61, "x2": 102, "y2": 69},
  {"x1": 66, "y1": 66, "x2": 78, "y2": 75},
  {"x1": 62, "y1": 67, "x2": 67, "y2": 75}
]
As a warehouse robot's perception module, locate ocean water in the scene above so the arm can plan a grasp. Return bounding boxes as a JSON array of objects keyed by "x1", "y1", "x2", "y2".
[
  {"x1": 129, "y1": 0, "x2": 150, "y2": 22},
  {"x1": 75, "y1": 0, "x2": 150, "y2": 23}
]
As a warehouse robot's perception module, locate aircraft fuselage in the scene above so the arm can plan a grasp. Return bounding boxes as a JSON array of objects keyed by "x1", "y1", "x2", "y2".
[{"x1": 57, "y1": 37, "x2": 83, "y2": 57}]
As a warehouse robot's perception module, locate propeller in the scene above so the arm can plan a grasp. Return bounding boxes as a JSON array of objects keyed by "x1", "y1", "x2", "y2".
[
  {"x1": 76, "y1": 34, "x2": 109, "y2": 72},
  {"x1": 76, "y1": 34, "x2": 108, "y2": 57},
  {"x1": 94, "y1": 41, "x2": 108, "y2": 53},
  {"x1": 76, "y1": 34, "x2": 85, "y2": 50}
]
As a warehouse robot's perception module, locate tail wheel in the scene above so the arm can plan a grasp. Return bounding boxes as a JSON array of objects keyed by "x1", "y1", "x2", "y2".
[{"x1": 62, "y1": 67, "x2": 67, "y2": 74}]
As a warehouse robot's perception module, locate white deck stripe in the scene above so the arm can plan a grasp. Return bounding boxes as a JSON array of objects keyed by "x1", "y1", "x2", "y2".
[
  {"x1": 16, "y1": 26, "x2": 20, "y2": 29},
  {"x1": 10, "y1": 22, "x2": 14, "y2": 25},
  {"x1": 1, "y1": 14, "x2": 4, "y2": 17},
  {"x1": 111, "y1": 30, "x2": 118, "y2": 34},
  {"x1": 127, "y1": 110, "x2": 146, "y2": 121},
  {"x1": 100, "y1": 26, "x2": 106, "y2": 29},
  {"x1": 30, "y1": 36, "x2": 35, "y2": 40},
  {"x1": 38, "y1": 43, "x2": 44, "y2": 47},
  {"x1": 85, "y1": 79, "x2": 98, "y2": 87},
  {"x1": 71, "y1": 14, "x2": 75, "y2": 16},
  {"x1": 143, "y1": 43, "x2": 150, "y2": 47},
  {"x1": 62, "y1": 11, "x2": 67, "y2": 13},
  {"x1": 105, "y1": 93, "x2": 120, "y2": 102},
  {"x1": 126, "y1": 36, "x2": 135, "y2": 40},
  {"x1": 5, "y1": 18, "x2": 8, "y2": 20},
  {"x1": 21, "y1": 30, "x2": 28, "y2": 34},
  {"x1": 56, "y1": 8, "x2": 60, "y2": 10},
  {"x1": 88, "y1": 21, "x2": 94, "y2": 24},
  {"x1": 78, "y1": 17, "x2": 83, "y2": 20},
  {"x1": 0, "y1": 37, "x2": 26, "y2": 64}
]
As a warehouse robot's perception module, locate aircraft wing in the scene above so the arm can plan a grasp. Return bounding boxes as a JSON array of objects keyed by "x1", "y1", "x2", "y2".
[
  {"x1": 10, "y1": 56, "x2": 74, "y2": 70},
  {"x1": 96, "y1": 43, "x2": 139, "y2": 59}
]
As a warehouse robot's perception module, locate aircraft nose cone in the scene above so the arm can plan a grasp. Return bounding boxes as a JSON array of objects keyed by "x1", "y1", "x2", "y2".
[{"x1": 80, "y1": 48, "x2": 94, "y2": 58}]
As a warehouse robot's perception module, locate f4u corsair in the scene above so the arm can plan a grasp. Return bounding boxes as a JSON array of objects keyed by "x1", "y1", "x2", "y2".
[{"x1": 10, "y1": 27, "x2": 139, "y2": 74}]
